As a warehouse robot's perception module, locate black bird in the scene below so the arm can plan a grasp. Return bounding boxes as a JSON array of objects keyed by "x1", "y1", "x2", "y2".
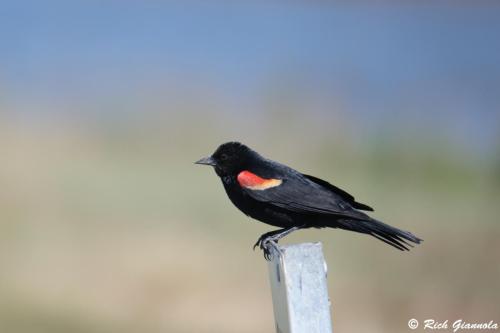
[{"x1": 196, "y1": 142, "x2": 421, "y2": 259}]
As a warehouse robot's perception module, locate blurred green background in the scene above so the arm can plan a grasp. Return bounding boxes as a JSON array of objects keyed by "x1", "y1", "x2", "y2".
[{"x1": 1, "y1": 1, "x2": 499, "y2": 333}]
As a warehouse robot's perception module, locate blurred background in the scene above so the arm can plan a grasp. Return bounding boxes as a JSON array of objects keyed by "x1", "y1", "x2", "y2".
[{"x1": 1, "y1": 1, "x2": 499, "y2": 332}]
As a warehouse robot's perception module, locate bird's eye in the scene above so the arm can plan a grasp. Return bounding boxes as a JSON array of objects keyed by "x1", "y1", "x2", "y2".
[{"x1": 220, "y1": 153, "x2": 228, "y2": 161}]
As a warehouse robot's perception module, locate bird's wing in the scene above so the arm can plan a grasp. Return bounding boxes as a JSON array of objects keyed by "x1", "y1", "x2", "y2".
[
  {"x1": 238, "y1": 170, "x2": 369, "y2": 220},
  {"x1": 302, "y1": 174, "x2": 374, "y2": 211}
]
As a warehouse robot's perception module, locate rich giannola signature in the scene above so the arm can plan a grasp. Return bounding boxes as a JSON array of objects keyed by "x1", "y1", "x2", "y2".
[{"x1": 408, "y1": 318, "x2": 498, "y2": 332}]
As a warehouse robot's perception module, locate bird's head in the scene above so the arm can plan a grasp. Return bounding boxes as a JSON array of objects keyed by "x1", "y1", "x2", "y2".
[{"x1": 195, "y1": 141, "x2": 257, "y2": 177}]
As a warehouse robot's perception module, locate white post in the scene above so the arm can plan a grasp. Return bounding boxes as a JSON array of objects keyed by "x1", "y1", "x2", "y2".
[{"x1": 267, "y1": 242, "x2": 333, "y2": 333}]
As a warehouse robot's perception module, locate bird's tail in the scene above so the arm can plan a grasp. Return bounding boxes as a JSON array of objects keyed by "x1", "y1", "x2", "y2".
[{"x1": 340, "y1": 218, "x2": 422, "y2": 251}]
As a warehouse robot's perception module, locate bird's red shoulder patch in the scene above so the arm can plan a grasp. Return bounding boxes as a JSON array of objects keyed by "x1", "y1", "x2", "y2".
[{"x1": 237, "y1": 171, "x2": 282, "y2": 190}]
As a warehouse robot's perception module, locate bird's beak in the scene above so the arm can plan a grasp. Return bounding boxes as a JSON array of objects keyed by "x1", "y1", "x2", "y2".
[{"x1": 195, "y1": 156, "x2": 216, "y2": 166}]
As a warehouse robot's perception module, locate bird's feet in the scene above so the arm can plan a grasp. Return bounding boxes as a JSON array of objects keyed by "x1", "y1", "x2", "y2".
[
  {"x1": 253, "y1": 234, "x2": 283, "y2": 260},
  {"x1": 253, "y1": 227, "x2": 301, "y2": 260}
]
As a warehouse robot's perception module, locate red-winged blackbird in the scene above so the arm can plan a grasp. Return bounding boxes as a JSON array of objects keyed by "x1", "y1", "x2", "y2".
[{"x1": 196, "y1": 142, "x2": 421, "y2": 259}]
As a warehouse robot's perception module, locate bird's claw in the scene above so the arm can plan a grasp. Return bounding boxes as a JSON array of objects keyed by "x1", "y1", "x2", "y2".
[
  {"x1": 263, "y1": 247, "x2": 272, "y2": 260},
  {"x1": 252, "y1": 235, "x2": 268, "y2": 251},
  {"x1": 253, "y1": 236, "x2": 282, "y2": 260}
]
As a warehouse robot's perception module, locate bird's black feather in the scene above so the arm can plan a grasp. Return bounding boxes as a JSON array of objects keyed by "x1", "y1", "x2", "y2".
[{"x1": 302, "y1": 174, "x2": 374, "y2": 211}]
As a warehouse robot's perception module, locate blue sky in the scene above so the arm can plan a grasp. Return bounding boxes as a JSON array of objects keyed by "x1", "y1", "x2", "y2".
[{"x1": 1, "y1": 1, "x2": 499, "y2": 150}]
